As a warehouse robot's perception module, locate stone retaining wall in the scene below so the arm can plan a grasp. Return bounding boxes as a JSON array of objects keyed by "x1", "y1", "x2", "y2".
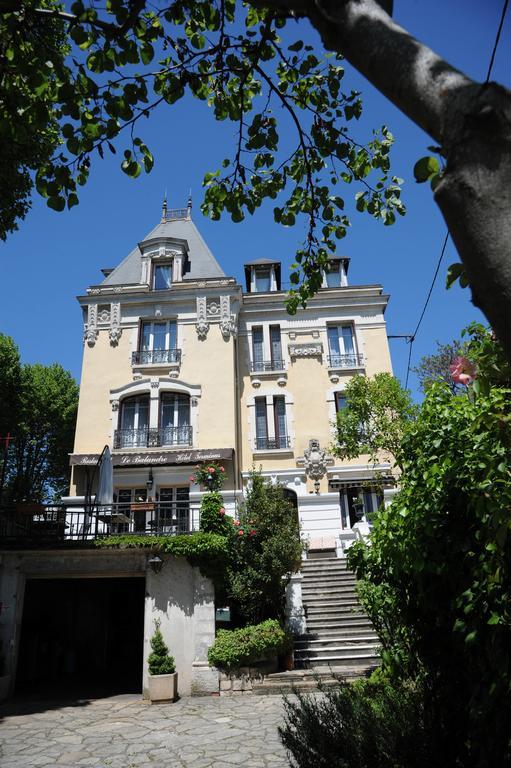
[{"x1": 218, "y1": 658, "x2": 278, "y2": 695}]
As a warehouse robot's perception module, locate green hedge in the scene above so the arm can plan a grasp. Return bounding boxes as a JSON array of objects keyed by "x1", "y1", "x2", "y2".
[
  {"x1": 94, "y1": 531, "x2": 229, "y2": 583},
  {"x1": 208, "y1": 619, "x2": 289, "y2": 669}
]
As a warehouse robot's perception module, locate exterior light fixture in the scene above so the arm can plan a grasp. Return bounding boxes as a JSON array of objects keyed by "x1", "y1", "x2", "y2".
[
  {"x1": 147, "y1": 554, "x2": 163, "y2": 574},
  {"x1": 314, "y1": 479, "x2": 321, "y2": 495},
  {"x1": 146, "y1": 468, "x2": 154, "y2": 495}
]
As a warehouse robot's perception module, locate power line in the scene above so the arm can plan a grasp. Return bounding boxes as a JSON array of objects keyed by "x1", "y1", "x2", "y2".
[
  {"x1": 403, "y1": 0, "x2": 509, "y2": 389},
  {"x1": 485, "y1": 0, "x2": 509, "y2": 83}
]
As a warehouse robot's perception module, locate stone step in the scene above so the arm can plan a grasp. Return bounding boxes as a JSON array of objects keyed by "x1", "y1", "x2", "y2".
[
  {"x1": 302, "y1": 590, "x2": 358, "y2": 600},
  {"x1": 295, "y1": 652, "x2": 380, "y2": 668},
  {"x1": 305, "y1": 602, "x2": 361, "y2": 613},
  {"x1": 302, "y1": 574, "x2": 357, "y2": 583},
  {"x1": 301, "y1": 565, "x2": 354, "y2": 575},
  {"x1": 295, "y1": 635, "x2": 378, "y2": 649},
  {"x1": 305, "y1": 616, "x2": 373, "y2": 628},
  {"x1": 300, "y1": 627, "x2": 376, "y2": 640},
  {"x1": 251, "y1": 666, "x2": 376, "y2": 694},
  {"x1": 295, "y1": 643, "x2": 379, "y2": 660}
]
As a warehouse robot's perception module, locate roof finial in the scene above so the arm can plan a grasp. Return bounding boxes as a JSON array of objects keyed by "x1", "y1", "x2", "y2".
[
  {"x1": 187, "y1": 189, "x2": 192, "y2": 219},
  {"x1": 161, "y1": 189, "x2": 167, "y2": 222}
]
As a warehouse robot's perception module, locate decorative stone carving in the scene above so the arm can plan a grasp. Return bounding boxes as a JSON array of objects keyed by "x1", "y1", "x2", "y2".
[
  {"x1": 208, "y1": 301, "x2": 220, "y2": 316},
  {"x1": 98, "y1": 307, "x2": 110, "y2": 324},
  {"x1": 288, "y1": 343, "x2": 323, "y2": 359},
  {"x1": 154, "y1": 304, "x2": 162, "y2": 318},
  {"x1": 196, "y1": 297, "x2": 210, "y2": 339},
  {"x1": 151, "y1": 379, "x2": 160, "y2": 389},
  {"x1": 109, "y1": 302, "x2": 122, "y2": 345},
  {"x1": 84, "y1": 304, "x2": 98, "y2": 347},
  {"x1": 220, "y1": 295, "x2": 237, "y2": 339},
  {"x1": 297, "y1": 439, "x2": 334, "y2": 480},
  {"x1": 111, "y1": 400, "x2": 119, "y2": 411}
]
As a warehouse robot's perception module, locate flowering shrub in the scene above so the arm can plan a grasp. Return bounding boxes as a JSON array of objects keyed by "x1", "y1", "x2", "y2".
[
  {"x1": 449, "y1": 356, "x2": 476, "y2": 386},
  {"x1": 191, "y1": 462, "x2": 226, "y2": 491},
  {"x1": 199, "y1": 491, "x2": 232, "y2": 536}
]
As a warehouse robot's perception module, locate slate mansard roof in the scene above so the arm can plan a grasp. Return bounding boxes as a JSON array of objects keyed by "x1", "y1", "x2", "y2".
[{"x1": 100, "y1": 211, "x2": 226, "y2": 286}]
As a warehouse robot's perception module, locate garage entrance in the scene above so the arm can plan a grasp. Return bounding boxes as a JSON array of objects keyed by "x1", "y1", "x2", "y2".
[{"x1": 16, "y1": 577, "x2": 145, "y2": 697}]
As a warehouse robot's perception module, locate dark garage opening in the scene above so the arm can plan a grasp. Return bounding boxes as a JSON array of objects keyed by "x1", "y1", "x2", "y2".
[{"x1": 16, "y1": 577, "x2": 145, "y2": 698}]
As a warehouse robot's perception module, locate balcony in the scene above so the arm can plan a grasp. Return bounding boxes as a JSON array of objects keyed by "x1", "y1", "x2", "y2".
[
  {"x1": 254, "y1": 435, "x2": 291, "y2": 451},
  {"x1": 0, "y1": 501, "x2": 191, "y2": 545},
  {"x1": 251, "y1": 360, "x2": 285, "y2": 373},
  {"x1": 131, "y1": 349, "x2": 181, "y2": 367},
  {"x1": 327, "y1": 354, "x2": 364, "y2": 369},
  {"x1": 114, "y1": 426, "x2": 193, "y2": 449},
  {"x1": 250, "y1": 359, "x2": 287, "y2": 388}
]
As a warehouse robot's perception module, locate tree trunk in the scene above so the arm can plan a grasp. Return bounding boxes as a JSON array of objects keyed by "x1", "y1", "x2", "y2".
[{"x1": 258, "y1": 0, "x2": 511, "y2": 362}]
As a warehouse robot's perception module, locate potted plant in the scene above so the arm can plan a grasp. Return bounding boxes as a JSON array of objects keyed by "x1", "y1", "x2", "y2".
[
  {"x1": 148, "y1": 621, "x2": 177, "y2": 703},
  {"x1": 0, "y1": 639, "x2": 10, "y2": 702}
]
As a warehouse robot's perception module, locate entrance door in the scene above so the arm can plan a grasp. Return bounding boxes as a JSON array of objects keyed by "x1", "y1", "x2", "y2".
[{"x1": 16, "y1": 577, "x2": 145, "y2": 697}]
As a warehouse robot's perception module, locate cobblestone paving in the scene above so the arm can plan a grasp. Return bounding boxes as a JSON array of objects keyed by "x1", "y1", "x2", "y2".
[{"x1": 0, "y1": 693, "x2": 291, "y2": 768}]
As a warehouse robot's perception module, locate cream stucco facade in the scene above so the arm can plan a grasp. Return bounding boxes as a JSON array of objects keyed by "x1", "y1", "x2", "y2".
[{"x1": 67, "y1": 202, "x2": 394, "y2": 554}]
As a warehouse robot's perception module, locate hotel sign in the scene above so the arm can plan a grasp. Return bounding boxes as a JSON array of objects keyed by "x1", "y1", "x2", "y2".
[{"x1": 70, "y1": 448, "x2": 234, "y2": 467}]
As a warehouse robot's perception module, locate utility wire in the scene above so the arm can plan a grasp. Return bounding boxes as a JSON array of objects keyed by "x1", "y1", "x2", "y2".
[
  {"x1": 485, "y1": 0, "x2": 509, "y2": 83},
  {"x1": 403, "y1": 0, "x2": 509, "y2": 389}
]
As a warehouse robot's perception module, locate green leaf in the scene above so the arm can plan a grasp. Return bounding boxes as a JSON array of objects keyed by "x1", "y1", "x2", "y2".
[
  {"x1": 446, "y1": 262, "x2": 466, "y2": 290},
  {"x1": 47, "y1": 196, "x2": 66, "y2": 212},
  {"x1": 413, "y1": 155, "x2": 440, "y2": 183}
]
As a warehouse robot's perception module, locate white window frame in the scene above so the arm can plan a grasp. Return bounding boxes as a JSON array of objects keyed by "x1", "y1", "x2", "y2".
[
  {"x1": 140, "y1": 320, "x2": 178, "y2": 351},
  {"x1": 248, "y1": 323, "x2": 286, "y2": 375},
  {"x1": 247, "y1": 389, "x2": 295, "y2": 453}
]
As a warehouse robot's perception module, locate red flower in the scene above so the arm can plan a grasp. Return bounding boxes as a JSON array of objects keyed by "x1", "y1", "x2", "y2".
[
  {"x1": 238, "y1": 530, "x2": 244, "y2": 536},
  {"x1": 450, "y1": 356, "x2": 477, "y2": 386},
  {"x1": 219, "y1": 508, "x2": 226, "y2": 516},
  {"x1": 233, "y1": 520, "x2": 240, "y2": 526},
  {"x1": 220, "y1": 467, "x2": 225, "y2": 473},
  {"x1": 249, "y1": 529, "x2": 256, "y2": 536},
  {"x1": 189, "y1": 476, "x2": 195, "y2": 482}
]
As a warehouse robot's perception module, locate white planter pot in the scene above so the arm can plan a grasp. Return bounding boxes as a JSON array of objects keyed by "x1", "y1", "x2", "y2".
[
  {"x1": 148, "y1": 672, "x2": 178, "y2": 703},
  {"x1": 0, "y1": 675, "x2": 11, "y2": 702}
]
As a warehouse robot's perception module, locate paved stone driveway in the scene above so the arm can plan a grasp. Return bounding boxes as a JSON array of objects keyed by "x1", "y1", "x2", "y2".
[{"x1": 0, "y1": 693, "x2": 291, "y2": 768}]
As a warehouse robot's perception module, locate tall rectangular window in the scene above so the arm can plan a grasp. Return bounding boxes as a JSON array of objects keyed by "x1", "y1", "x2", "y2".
[
  {"x1": 138, "y1": 321, "x2": 178, "y2": 364},
  {"x1": 270, "y1": 325, "x2": 283, "y2": 369},
  {"x1": 255, "y1": 397, "x2": 268, "y2": 449},
  {"x1": 255, "y1": 268, "x2": 271, "y2": 292},
  {"x1": 273, "y1": 396, "x2": 287, "y2": 447},
  {"x1": 153, "y1": 263, "x2": 172, "y2": 290},
  {"x1": 252, "y1": 326, "x2": 264, "y2": 371},
  {"x1": 160, "y1": 393, "x2": 191, "y2": 445},
  {"x1": 325, "y1": 261, "x2": 341, "y2": 287},
  {"x1": 334, "y1": 392, "x2": 347, "y2": 413},
  {"x1": 328, "y1": 325, "x2": 356, "y2": 366}
]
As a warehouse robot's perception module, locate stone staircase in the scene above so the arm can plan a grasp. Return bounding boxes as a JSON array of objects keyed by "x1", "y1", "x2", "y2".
[{"x1": 252, "y1": 557, "x2": 380, "y2": 695}]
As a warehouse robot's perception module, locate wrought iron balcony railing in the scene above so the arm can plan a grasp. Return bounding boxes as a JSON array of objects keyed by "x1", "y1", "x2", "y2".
[
  {"x1": 114, "y1": 426, "x2": 193, "y2": 449},
  {"x1": 132, "y1": 349, "x2": 181, "y2": 366},
  {"x1": 0, "y1": 501, "x2": 191, "y2": 544},
  {"x1": 254, "y1": 435, "x2": 291, "y2": 450},
  {"x1": 327, "y1": 354, "x2": 364, "y2": 368},
  {"x1": 251, "y1": 359, "x2": 285, "y2": 373}
]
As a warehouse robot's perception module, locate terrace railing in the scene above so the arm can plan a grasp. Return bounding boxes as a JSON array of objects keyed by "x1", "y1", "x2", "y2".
[
  {"x1": 0, "y1": 501, "x2": 191, "y2": 544},
  {"x1": 113, "y1": 426, "x2": 193, "y2": 449}
]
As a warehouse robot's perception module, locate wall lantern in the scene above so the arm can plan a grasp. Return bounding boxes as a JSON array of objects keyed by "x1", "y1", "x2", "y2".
[
  {"x1": 314, "y1": 479, "x2": 321, "y2": 495},
  {"x1": 146, "y1": 467, "x2": 154, "y2": 495},
  {"x1": 147, "y1": 554, "x2": 163, "y2": 574}
]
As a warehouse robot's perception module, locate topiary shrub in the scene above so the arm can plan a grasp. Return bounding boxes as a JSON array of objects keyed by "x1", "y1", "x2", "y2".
[
  {"x1": 208, "y1": 619, "x2": 289, "y2": 669},
  {"x1": 148, "y1": 622, "x2": 176, "y2": 676}
]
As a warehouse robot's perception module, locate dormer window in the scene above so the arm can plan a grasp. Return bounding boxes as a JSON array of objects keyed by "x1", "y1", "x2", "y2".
[
  {"x1": 153, "y1": 262, "x2": 172, "y2": 290},
  {"x1": 255, "y1": 268, "x2": 271, "y2": 292},
  {"x1": 323, "y1": 257, "x2": 349, "y2": 288}
]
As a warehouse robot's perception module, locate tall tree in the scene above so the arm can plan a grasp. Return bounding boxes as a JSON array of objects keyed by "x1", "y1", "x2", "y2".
[
  {"x1": 333, "y1": 372, "x2": 417, "y2": 468},
  {"x1": 2, "y1": 0, "x2": 511, "y2": 361},
  {"x1": 7, "y1": 362, "x2": 79, "y2": 502},
  {"x1": 0, "y1": 334, "x2": 22, "y2": 437}
]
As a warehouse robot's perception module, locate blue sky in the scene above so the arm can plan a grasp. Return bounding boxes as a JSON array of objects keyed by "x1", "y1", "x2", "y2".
[{"x1": 1, "y1": 0, "x2": 509, "y2": 397}]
